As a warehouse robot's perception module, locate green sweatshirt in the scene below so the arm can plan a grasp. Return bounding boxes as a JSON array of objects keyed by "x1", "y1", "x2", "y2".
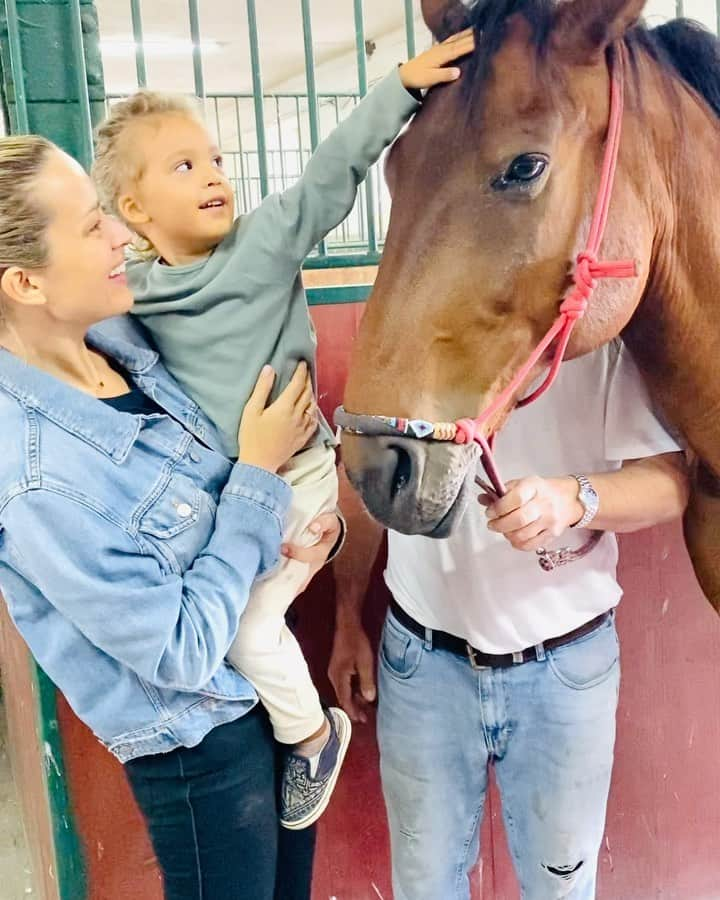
[{"x1": 128, "y1": 68, "x2": 420, "y2": 457}]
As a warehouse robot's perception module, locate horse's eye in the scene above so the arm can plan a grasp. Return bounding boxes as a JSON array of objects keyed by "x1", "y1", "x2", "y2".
[{"x1": 493, "y1": 154, "x2": 549, "y2": 191}]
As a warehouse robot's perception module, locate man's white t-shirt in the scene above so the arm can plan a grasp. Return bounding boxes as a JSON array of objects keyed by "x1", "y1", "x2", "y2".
[{"x1": 384, "y1": 342, "x2": 681, "y2": 654}]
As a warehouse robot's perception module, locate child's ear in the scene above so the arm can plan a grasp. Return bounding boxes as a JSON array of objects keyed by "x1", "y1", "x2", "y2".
[{"x1": 118, "y1": 193, "x2": 151, "y2": 228}]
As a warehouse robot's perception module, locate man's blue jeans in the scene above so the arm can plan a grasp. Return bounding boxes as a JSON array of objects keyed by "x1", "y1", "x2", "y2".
[{"x1": 377, "y1": 608, "x2": 620, "y2": 899}]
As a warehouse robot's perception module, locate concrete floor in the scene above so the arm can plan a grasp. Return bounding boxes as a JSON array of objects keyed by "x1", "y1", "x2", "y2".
[{"x1": 0, "y1": 697, "x2": 35, "y2": 898}]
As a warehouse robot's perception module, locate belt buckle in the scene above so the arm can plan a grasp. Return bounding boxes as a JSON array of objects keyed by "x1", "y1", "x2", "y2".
[{"x1": 466, "y1": 644, "x2": 490, "y2": 671}]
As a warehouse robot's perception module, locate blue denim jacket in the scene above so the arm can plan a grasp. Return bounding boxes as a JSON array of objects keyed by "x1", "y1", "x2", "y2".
[{"x1": 0, "y1": 316, "x2": 291, "y2": 762}]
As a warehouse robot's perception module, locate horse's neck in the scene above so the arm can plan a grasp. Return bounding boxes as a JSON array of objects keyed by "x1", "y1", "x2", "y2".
[{"x1": 623, "y1": 68, "x2": 720, "y2": 466}]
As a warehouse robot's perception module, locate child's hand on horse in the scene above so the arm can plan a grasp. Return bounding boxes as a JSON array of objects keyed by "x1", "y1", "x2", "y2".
[{"x1": 400, "y1": 28, "x2": 475, "y2": 91}]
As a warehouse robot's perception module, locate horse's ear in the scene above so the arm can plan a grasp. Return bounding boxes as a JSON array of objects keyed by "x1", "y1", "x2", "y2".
[
  {"x1": 552, "y1": 0, "x2": 645, "y2": 65},
  {"x1": 421, "y1": 0, "x2": 471, "y2": 40}
]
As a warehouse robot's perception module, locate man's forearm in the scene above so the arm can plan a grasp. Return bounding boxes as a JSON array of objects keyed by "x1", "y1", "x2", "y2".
[
  {"x1": 558, "y1": 452, "x2": 689, "y2": 533},
  {"x1": 334, "y1": 462, "x2": 385, "y2": 624}
]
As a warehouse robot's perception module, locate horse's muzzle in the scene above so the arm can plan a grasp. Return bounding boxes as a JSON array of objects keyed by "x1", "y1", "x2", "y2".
[{"x1": 341, "y1": 434, "x2": 479, "y2": 536}]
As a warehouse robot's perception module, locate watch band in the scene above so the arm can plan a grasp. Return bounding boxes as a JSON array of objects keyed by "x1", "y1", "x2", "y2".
[{"x1": 571, "y1": 474, "x2": 599, "y2": 529}]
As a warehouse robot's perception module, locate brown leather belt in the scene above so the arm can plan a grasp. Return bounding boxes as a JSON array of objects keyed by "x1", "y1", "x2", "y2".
[{"x1": 389, "y1": 599, "x2": 612, "y2": 670}]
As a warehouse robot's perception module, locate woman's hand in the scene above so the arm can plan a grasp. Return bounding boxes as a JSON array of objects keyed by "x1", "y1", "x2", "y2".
[
  {"x1": 238, "y1": 363, "x2": 318, "y2": 473},
  {"x1": 282, "y1": 512, "x2": 343, "y2": 593},
  {"x1": 399, "y1": 28, "x2": 475, "y2": 91}
]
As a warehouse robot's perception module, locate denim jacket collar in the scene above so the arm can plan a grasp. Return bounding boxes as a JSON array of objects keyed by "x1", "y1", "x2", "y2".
[{"x1": 0, "y1": 324, "x2": 160, "y2": 464}]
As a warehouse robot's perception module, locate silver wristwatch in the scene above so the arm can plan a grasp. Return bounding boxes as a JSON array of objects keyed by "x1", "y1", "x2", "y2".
[{"x1": 570, "y1": 474, "x2": 599, "y2": 528}]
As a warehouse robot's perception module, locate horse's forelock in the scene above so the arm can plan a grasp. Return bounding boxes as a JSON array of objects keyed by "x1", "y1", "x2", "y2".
[{"x1": 458, "y1": 0, "x2": 558, "y2": 114}]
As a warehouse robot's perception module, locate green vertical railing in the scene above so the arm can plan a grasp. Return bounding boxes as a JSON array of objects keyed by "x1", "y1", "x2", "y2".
[
  {"x1": 246, "y1": 0, "x2": 269, "y2": 198},
  {"x1": 300, "y1": 0, "x2": 326, "y2": 256},
  {"x1": 188, "y1": 0, "x2": 205, "y2": 101},
  {"x1": 17, "y1": 0, "x2": 718, "y2": 268},
  {"x1": 404, "y1": 0, "x2": 417, "y2": 58},
  {"x1": 353, "y1": 0, "x2": 378, "y2": 255},
  {"x1": 1, "y1": 0, "x2": 106, "y2": 164},
  {"x1": 129, "y1": 0, "x2": 147, "y2": 87},
  {"x1": 3, "y1": 0, "x2": 28, "y2": 131},
  {"x1": 68, "y1": 0, "x2": 94, "y2": 169},
  {"x1": 0, "y1": 1, "x2": 103, "y2": 892},
  {"x1": 97, "y1": 1, "x2": 430, "y2": 266}
]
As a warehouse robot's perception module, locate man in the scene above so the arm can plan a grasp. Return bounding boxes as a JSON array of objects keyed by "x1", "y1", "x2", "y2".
[{"x1": 329, "y1": 341, "x2": 688, "y2": 900}]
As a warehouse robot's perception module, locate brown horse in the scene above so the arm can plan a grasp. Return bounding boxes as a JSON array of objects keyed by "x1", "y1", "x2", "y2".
[{"x1": 340, "y1": 0, "x2": 720, "y2": 611}]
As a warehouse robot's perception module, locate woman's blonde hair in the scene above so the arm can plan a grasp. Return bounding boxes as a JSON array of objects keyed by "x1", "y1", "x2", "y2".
[
  {"x1": 93, "y1": 90, "x2": 202, "y2": 218},
  {"x1": 0, "y1": 134, "x2": 55, "y2": 269}
]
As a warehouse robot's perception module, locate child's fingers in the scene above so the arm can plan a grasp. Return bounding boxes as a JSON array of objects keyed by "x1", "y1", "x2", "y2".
[
  {"x1": 442, "y1": 27, "x2": 474, "y2": 44},
  {"x1": 244, "y1": 365, "x2": 275, "y2": 414},
  {"x1": 431, "y1": 67, "x2": 461, "y2": 83},
  {"x1": 438, "y1": 33, "x2": 475, "y2": 62}
]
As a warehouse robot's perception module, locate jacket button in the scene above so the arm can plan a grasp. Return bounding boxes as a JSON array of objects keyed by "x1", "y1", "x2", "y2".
[
  {"x1": 189, "y1": 451, "x2": 201, "y2": 463},
  {"x1": 177, "y1": 503, "x2": 193, "y2": 518}
]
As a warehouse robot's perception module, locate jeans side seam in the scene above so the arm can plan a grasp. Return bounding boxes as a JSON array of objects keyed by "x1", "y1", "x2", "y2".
[{"x1": 178, "y1": 755, "x2": 203, "y2": 900}]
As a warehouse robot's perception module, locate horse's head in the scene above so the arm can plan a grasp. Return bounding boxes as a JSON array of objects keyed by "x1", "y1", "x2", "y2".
[{"x1": 342, "y1": 0, "x2": 655, "y2": 536}]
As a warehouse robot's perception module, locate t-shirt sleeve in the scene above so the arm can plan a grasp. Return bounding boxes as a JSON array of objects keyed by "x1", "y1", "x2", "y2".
[{"x1": 604, "y1": 340, "x2": 683, "y2": 462}]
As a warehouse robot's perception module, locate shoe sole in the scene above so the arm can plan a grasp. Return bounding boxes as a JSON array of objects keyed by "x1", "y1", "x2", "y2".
[{"x1": 280, "y1": 708, "x2": 352, "y2": 831}]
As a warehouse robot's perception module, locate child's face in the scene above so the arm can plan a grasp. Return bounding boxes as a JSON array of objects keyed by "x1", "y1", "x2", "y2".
[{"x1": 121, "y1": 113, "x2": 235, "y2": 263}]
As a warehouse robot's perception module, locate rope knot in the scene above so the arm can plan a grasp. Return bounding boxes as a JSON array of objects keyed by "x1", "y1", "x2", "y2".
[
  {"x1": 560, "y1": 288, "x2": 588, "y2": 321},
  {"x1": 574, "y1": 251, "x2": 598, "y2": 296},
  {"x1": 454, "y1": 418, "x2": 477, "y2": 445}
]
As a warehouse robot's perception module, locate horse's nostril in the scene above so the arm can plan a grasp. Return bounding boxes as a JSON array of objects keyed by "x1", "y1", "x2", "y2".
[{"x1": 390, "y1": 446, "x2": 413, "y2": 500}]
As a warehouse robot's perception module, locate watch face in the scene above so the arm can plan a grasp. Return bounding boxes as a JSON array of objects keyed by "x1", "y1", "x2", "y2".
[{"x1": 579, "y1": 482, "x2": 599, "y2": 525}]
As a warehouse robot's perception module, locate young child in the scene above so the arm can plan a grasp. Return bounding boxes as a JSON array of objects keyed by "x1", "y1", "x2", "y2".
[{"x1": 92, "y1": 29, "x2": 473, "y2": 830}]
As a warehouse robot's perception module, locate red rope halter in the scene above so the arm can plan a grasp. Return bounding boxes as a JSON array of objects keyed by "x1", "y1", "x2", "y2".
[{"x1": 453, "y1": 48, "x2": 637, "y2": 497}]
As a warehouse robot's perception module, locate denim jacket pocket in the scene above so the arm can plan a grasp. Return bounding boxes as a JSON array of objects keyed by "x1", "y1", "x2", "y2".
[
  {"x1": 138, "y1": 473, "x2": 214, "y2": 573},
  {"x1": 380, "y1": 612, "x2": 423, "y2": 680},
  {"x1": 139, "y1": 473, "x2": 202, "y2": 538},
  {"x1": 546, "y1": 619, "x2": 619, "y2": 691}
]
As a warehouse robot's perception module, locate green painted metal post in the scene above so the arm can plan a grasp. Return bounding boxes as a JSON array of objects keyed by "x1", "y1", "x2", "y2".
[
  {"x1": 68, "y1": 0, "x2": 94, "y2": 170},
  {"x1": 404, "y1": 0, "x2": 417, "y2": 58},
  {"x1": 234, "y1": 98, "x2": 250, "y2": 210},
  {"x1": 353, "y1": 0, "x2": 378, "y2": 255},
  {"x1": 130, "y1": 0, "x2": 147, "y2": 88},
  {"x1": 0, "y1": 2, "x2": 108, "y2": 896},
  {"x1": 275, "y1": 96, "x2": 287, "y2": 190},
  {"x1": 188, "y1": 0, "x2": 206, "y2": 101},
  {"x1": 300, "y1": 0, "x2": 320, "y2": 151},
  {"x1": 0, "y1": 0, "x2": 106, "y2": 168},
  {"x1": 246, "y1": 0, "x2": 269, "y2": 197},
  {"x1": 300, "y1": 0, "x2": 326, "y2": 254},
  {"x1": 3, "y1": 0, "x2": 28, "y2": 131}
]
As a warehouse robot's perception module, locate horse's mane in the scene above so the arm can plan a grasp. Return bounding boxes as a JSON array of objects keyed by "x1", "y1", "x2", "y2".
[
  {"x1": 644, "y1": 19, "x2": 720, "y2": 119},
  {"x1": 442, "y1": 0, "x2": 720, "y2": 121}
]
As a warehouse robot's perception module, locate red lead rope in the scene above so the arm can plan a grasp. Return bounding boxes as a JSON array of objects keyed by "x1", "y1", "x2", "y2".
[{"x1": 454, "y1": 48, "x2": 637, "y2": 497}]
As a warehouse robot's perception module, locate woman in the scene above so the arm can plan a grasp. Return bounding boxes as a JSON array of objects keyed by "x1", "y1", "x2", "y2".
[{"x1": 0, "y1": 135, "x2": 341, "y2": 899}]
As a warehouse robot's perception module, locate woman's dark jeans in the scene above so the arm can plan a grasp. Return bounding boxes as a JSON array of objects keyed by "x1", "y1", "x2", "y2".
[{"x1": 125, "y1": 706, "x2": 315, "y2": 900}]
